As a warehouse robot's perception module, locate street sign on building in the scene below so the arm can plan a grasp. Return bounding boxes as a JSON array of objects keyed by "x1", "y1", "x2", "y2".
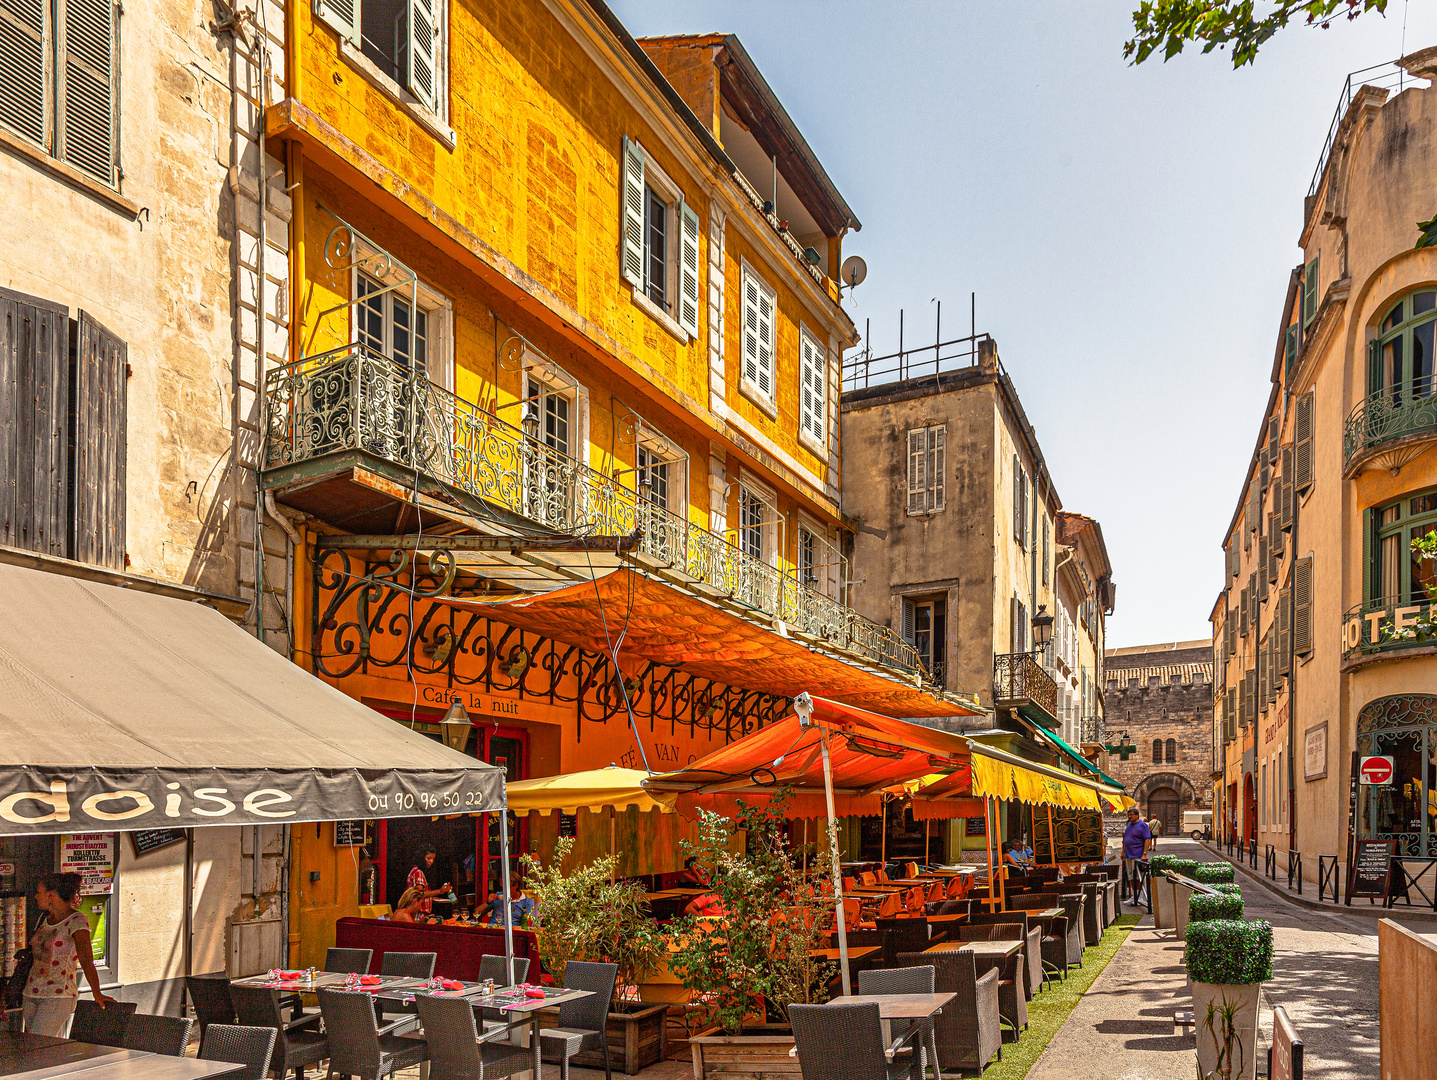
[{"x1": 1359, "y1": 756, "x2": 1394, "y2": 785}]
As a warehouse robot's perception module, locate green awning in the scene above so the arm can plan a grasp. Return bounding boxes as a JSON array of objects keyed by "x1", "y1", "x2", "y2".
[{"x1": 1034, "y1": 726, "x2": 1125, "y2": 791}]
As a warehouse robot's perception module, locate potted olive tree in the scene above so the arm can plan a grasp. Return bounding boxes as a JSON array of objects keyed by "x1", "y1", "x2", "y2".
[
  {"x1": 672, "y1": 792, "x2": 834, "y2": 1080},
  {"x1": 1186, "y1": 919, "x2": 1273, "y2": 1080},
  {"x1": 521, "y1": 837, "x2": 669, "y2": 1074}
]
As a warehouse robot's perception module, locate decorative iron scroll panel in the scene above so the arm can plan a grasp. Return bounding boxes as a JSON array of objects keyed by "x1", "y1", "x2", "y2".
[
  {"x1": 1343, "y1": 388, "x2": 1437, "y2": 469},
  {"x1": 993, "y1": 651, "x2": 1059, "y2": 720},
  {"x1": 1357, "y1": 694, "x2": 1437, "y2": 857},
  {"x1": 312, "y1": 547, "x2": 791, "y2": 743}
]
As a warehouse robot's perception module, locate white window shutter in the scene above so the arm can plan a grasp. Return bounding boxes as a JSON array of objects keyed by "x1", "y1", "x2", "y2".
[
  {"x1": 313, "y1": 0, "x2": 358, "y2": 44},
  {"x1": 0, "y1": 0, "x2": 51, "y2": 147},
  {"x1": 756, "y1": 280, "x2": 774, "y2": 397},
  {"x1": 620, "y1": 137, "x2": 645, "y2": 287},
  {"x1": 907, "y1": 429, "x2": 926, "y2": 515},
  {"x1": 743, "y1": 272, "x2": 760, "y2": 388},
  {"x1": 800, "y1": 331, "x2": 825, "y2": 444},
  {"x1": 928, "y1": 425, "x2": 945, "y2": 511},
  {"x1": 57, "y1": 0, "x2": 117, "y2": 184},
  {"x1": 406, "y1": 0, "x2": 439, "y2": 113},
  {"x1": 677, "y1": 199, "x2": 701, "y2": 337}
]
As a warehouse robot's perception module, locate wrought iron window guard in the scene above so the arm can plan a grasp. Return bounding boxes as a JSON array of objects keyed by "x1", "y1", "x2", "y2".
[
  {"x1": 263, "y1": 343, "x2": 925, "y2": 680},
  {"x1": 992, "y1": 651, "x2": 1058, "y2": 723}
]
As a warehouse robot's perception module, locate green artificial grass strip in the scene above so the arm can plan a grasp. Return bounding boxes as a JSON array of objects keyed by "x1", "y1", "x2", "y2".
[{"x1": 980, "y1": 914, "x2": 1142, "y2": 1080}]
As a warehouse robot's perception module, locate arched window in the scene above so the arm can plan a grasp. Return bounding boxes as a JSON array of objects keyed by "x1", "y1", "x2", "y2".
[
  {"x1": 1151, "y1": 739, "x2": 1162, "y2": 763},
  {"x1": 1165, "y1": 738, "x2": 1178, "y2": 763},
  {"x1": 1357, "y1": 694, "x2": 1437, "y2": 855},
  {"x1": 1372, "y1": 290, "x2": 1437, "y2": 403}
]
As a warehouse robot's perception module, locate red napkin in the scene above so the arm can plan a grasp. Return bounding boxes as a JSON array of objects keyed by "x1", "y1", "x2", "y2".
[
  {"x1": 359, "y1": 975, "x2": 381, "y2": 985},
  {"x1": 442, "y1": 980, "x2": 464, "y2": 991},
  {"x1": 524, "y1": 989, "x2": 546, "y2": 999},
  {"x1": 278, "y1": 971, "x2": 305, "y2": 980}
]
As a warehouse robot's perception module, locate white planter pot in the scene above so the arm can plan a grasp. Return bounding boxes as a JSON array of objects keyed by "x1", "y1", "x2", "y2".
[
  {"x1": 1152, "y1": 876, "x2": 1176, "y2": 929},
  {"x1": 1174, "y1": 883, "x2": 1195, "y2": 941},
  {"x1": 1191, "y1": 981, "x2": 1260, "y2": 1080}
]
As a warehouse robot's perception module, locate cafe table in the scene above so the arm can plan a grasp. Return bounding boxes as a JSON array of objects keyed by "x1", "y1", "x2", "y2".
[
  {"x1": 0, "y1": 1032, "x2": 243, "y2": 1079},
  {"x1": 468, "y1": 984, "x2": 595, "y2": 1079},
  {"x1": 924, "y1": 913, "x2": 968, "y2": 926},
  {"x1": 829, "y1": 992, "x2": 955, "y2": 1049}
]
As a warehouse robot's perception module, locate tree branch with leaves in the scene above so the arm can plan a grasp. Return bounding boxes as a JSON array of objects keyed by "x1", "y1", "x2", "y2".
[{"x1": 1125, "y1": 1, "x2": 1391, "y2": 68}]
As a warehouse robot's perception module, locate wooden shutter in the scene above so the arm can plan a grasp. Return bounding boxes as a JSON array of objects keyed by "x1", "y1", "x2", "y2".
[
  {"x1": 0, "y1": 288, "x2": 70, "y2": 557},
  {"x1": 1361, "y1": 506, "x2": 1375, "y2": 607},
  {"x1": 1226, "y1": 606, "x2": 1237, "y2": 656},
  {"x1": 71, "y1": 310, "x2": 127, "y2": 569},
  {"x1": 1249, "y1": 572, "x2": 1260, "y2": 633},
  {"x1": 1293, "y1": 555, "x2": 1313, "y2": 656},
  {"x1": 677, "y1": 199, "x2": 701, "y2": 338},
  {"x1": 1277, "y1": 588, "x2": 1291, "y2": 677},
  {"x1": 57, "y1": 0, "x2": 118, "y2": 184},
  {"x1": 754, "y1": 277, "x2": 774, "y2": 398},
  {"x1": 1260, "y1": 449, "x2": 1271, "y2": 496},
  {"x1": 907, "y1": 429, "x2": 926, "y2": 515},
  {"x1": 0, "y1": 0, "x2": 51, "y2": 147},
  {"x1": 1303, "y1": 255, "x2": 1319, "y2": 326},
  {"x1": 901, "y1": 599, "x2": 915, "y2": 643},
  {"x1": 1286, "y1": 324, "x2": 1299, "y2": 378},
  {"x1": 1225, "y1": 688, "x2": 1237, "y2": 742},
  {"x1": 799, "y1": 330, "x2": 823, "y2": 445},
  {"x1": 1267, "y1": 632, "x2": 1278, "y2": 703},
  {"x1": 312, "y1": 0, "x2": 359, "y2": 44},
  {"x1": 1294, "y1": 391, "x2": 1314, "y2": 493},
  {"x1": 620, "y1": 138, "x2": 645, "y2": 287},
  {"x1": 1259, "y1": 633, "x2": 1269, "y2": 708},
  {"x1": 928, "y1": 426, "x2": 945, "y2": 511},
  {"x1": 1269, "y1": 524, "x2": 1282, "y2": 574},
  {"x1": 1239, "y1": 586, "x2": 1249, "y2": 638},
  {"x1": 1258, "y1": 536, "x2": 1270, "y2": 600},
  {"x1": 1280, "y1": 445, "x2": 1294, "y2": 531},
  {"x1": 405, "y1": 0, "x2": 439, "y2": 112},
  {"x1": 1012, "y1": 455, "x2": 1022, "y2": 542},
  {"x1": 1267, "y1": 417, "x2": 1279, "y2": 456}
]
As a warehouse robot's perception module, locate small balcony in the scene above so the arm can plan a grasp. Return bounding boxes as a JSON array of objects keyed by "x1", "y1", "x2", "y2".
[
  {"x1": 1079, "y1": 715, "x2": 1106, "y2": 745},
  {"x1": 1341, "y1": 598, "x2": 1436, "y2": 666},
  {"x1": 1343, "y1": 386, "x2": 1437, "y2": 476},
  {"x1": 993, "y1": 651, "x2": 1059, "y2": 727},
  {"x1": 262, "y1": 345, "x2": 926, "y2": 681}
]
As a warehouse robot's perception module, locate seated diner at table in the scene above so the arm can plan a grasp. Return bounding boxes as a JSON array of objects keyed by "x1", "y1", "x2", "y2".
[
  {"x1": 389, "y1": 886, "x2": 436, "y2": 924},
  {"x1": 484, "y1": 883, "x2": 535, "y2": 927}
]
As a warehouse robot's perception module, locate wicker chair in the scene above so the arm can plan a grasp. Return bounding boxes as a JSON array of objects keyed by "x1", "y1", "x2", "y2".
[
  {"x1": 416, "y1": 995, "x2": 533, "y2": 1080},
  {"x1": 955, "y1": 928, "x2": 1027, "y2": 1036},
  {"x1": 1056, "y1": 893, "x2": 1089, "y2": 954},
  {"x1": 122, "y1": 1013, "x2": 194, "y2": 1056},
  {"x1": 789, "y1": 1002, "x2": 920, "y2": 1080},
  {"x1": 967, "y1": 912, "x2": 1043, "y2": 997},
  {"x1": 897, "y1": 950, "x2": 1000, "y2": 1076},
  {"x1": 198, "y1": 1024, "x2": 278, "y2": 1080},
  {"x1": 857, "y1": 966, "x2": 941, "y2": 1080},
  {"x1": 323, "y1": 948, "x2": 373, "y2": 974},
  {"x1": 539, "y1": 960, "x2": 617, "y2": 1080},
  {"x1": 317, "y1": 988, "x2": 427, "y2": 1080},
  {"x1": 70, "y1": 1000, "x2": 137, "y2": 1046},
  {"x1": 874, "y1": 918, "x2": 930, "y2": 967},
  {"x1": 186, "y1": 975, "x2": 237, "y2": 1037},
  {"x1": 229, "y1": 984, "x2": 329, "y2": 1080},
  {"x1": 379, "y1": 951, "x2": 437, "y2": 978},
  {"x1": 477, "y1": 954, "x2": 529, "y2": 986}
]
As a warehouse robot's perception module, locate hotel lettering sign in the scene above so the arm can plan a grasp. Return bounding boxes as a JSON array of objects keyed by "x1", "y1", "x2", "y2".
[{"x1": 1343, "y1": 600, "x2": 1434, "y2": 651}]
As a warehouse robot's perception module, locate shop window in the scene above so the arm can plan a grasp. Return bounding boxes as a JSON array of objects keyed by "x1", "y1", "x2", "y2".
[
  {"x1": 1369, "y1": 486, "x2": 1437, "y2": 606},
  {"x1": 1357, "y1": 693, "x2": 1437, "y2": 856}
]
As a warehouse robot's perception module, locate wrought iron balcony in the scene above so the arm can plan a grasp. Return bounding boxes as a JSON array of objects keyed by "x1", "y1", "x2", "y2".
[
  {"x1": 1343, "y1": 385, "x2": 1437, "y2": 475},
  {"x1": 1079, "y1": 715, "x2": 1105, "y2": 745},
  {"x1": 263, "y1": 345, "x2": 925, "y2": 680},
  {"x1": 1341, "y1": 598, "x2": 1436, "y2": 663},
  {"x1": 992, "y1": 651, "x2": 1059, "y2": 727}
]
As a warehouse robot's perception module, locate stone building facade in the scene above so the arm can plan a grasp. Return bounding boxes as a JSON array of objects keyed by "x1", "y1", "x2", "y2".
[{"x1": 1103, "y1": 640, "x2": 1215, "y2": 838}]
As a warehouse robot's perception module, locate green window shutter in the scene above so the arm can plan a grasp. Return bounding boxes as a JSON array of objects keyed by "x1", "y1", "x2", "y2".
[
  {"x1": 1280, "y1": 445, "x2": 1294, "y2": 531},
  {"x1": 619, "y1": 137, "x2": 645, "y2": 288},
  {"x1": 57, "y1": 0, "x2": 118, "y2": 185},
  {"x1": 1286, "y1": 324, "x2": 1299, "y2": 379},
  {"x1": 1361, "y1": 507, "x2": 1375, "y2": 608},
  {"x1": 0, "y1": 0, "x2": 51, "y2": 148},
  {"x1": 677, "y1": 199, "x2": 701, "y2": 338},
  {"x1": 1293, "y1": 556, "x2": 1313, "y2": 656},
  {"x1": 1303, "y1": 254, "x2": 1320, "y2": 326},
  {"x1": 1367, "y1": 338, "x2": 1382, "y2": 397},
  {"x1": 1258, "y1": 536, "x2": 1270, "y2": 601},
  {"x1": 313, "y1": 0, "x2": 359, "y2": 44},
  {"x1": 1294, "y1": 391, "x2": 1314, "y2": 493},
  {"x1": 1239, "y1": 587, "x2": 1249, "y2": 638},
  {"x1": 405, "y1": 0, "x2": 439, "y2": 113},
  {"x1": 1277, "y1": 587, "x2": 1292, "y2": 677},
  {"x1": 1260, "y1": 451, "x2": 1271, "y2": 499}
]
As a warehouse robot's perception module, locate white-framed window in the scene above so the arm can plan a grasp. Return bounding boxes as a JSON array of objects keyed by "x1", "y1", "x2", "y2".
[
  {"x1": 906, "y1": 424, "x2": 945, "y2": 515},
  {"x1": 797, "y1": 525, "x2": 818, "y2": 589},
  {"x1": 352, "y1": 265, "x2": 453, "y2": 391},
  {"x1": 526, "y1": 375, "x2": 571, "y2": 456},
  {"x1": 798, "y1": 326, "x2": 827, "y2": 453},
  {"x1": 739, "y1": 486, "x2": 765, "y2": 561},
  {"x1": 630, "y1": 419, "x2": 686, "y2": 516},
  {"x1": 619, "y1": 137, "x2": 700, "y2": 340},
  {"x1": 739, "y1": 262, "x2": 777, "y2": 413},
  {"x1": 315, "y1": 0, "x2": 447, "y2": 123},
  {"x1": 637, "y1": 446, "x2": 668, "y2": 510}
]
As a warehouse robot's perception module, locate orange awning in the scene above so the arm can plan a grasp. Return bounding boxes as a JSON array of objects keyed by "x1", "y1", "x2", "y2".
[
  {"x1": 454, "y1": 569, "x2": 975, "y2": 719},
  {"x1": 644, "y1": 697, "x2": 974, "y2": 818}
]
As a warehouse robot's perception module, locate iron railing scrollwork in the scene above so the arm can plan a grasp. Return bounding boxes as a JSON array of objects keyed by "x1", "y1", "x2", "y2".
[
  {"x1": 1343, "y1": 385, "x2": 1437, "y2": 468},
  {"x1": 265, "y1": 346, "x2": 925, "y2": 681},
  {"x1": 992, "y1": 651, "x2": 1058, "y2": 724}
]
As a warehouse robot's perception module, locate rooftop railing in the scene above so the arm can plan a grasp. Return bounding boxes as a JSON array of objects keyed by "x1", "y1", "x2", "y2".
[
  {"x1": 263, "y1": 344, "x2": 925, "y2": 680},
  {"x1": 1308, "y1": 60, "x2": 1408, "y2": 200}
]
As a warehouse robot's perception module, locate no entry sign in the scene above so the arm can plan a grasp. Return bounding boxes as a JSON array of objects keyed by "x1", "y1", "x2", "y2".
[{"x1": 1359, "y1": 755, "x2": 1394, "y2": 785}]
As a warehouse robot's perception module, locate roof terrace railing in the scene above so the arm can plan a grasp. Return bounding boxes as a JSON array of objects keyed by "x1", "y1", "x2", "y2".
[{"x1": 1308, "y1": 60, "x2": 1408, "y2": 200}]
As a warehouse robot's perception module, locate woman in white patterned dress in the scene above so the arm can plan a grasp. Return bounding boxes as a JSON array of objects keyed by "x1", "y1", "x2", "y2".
[{"x1": 23, "y1": 872, "x2": 112, "y2": 1037}]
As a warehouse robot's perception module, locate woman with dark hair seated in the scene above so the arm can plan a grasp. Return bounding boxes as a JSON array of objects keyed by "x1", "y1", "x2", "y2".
[{"x1": 24, "y1": 872, "x2": 111, "y2": 1036}]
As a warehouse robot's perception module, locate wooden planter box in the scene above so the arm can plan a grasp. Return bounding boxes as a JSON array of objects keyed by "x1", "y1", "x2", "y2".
[
  {"x1": 690, "y1": 1026, "x2": 799, "y2": 1080},
  {"x1": 552, "y1": 1001, "x2": 667, "y2": 1076}
]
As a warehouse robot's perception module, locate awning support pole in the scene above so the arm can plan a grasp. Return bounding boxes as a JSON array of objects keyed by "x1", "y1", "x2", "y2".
[
  {"x1": 880, "y1": 797, "x2": 887, "y2": 866},
  {"x1": 819, "y1": 722, "x2": 851, "y2": 997},
  {"x1": 499, "y1": 812, "x2": 515, "y2": 986},
  {"x1": 610, "y1": 807, "x2": 617, "y2": 883},
  {"x1": 983, "y1": 796, "x2": 994, "y2": 911},
  {"x1": 924, "y1": 818, "x2": 930, "y2": 867},
  {"x1": 995, "y1": 798, "x2": 1006, "y2": 911}
]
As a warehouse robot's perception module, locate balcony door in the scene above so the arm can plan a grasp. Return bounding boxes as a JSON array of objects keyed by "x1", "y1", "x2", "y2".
[
  {"x1": 1372, "y1": 291, "x2": 1436, "y2": 404},
  {"x1": 523, "y1": 377, "x2": 574, "y2": 529},
  {"x1": 902, "y1": 598, "x2": 946, "y2": 686}
]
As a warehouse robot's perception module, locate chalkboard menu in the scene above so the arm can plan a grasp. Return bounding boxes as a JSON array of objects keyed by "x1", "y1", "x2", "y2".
[
  {"x1": 965, "y1": 816, "x2": 987, "y2": 837},
  {"x1": 334, "y1": 821, "x2": 365, "y2": 847},
  {"x1": 1346, "y1": 839, "x2": 1396, "y2": 901},
  {"x1": 130, "y1": 829, "x2": 186, "y2": 857},
  {"x1": 558, "y1": 813, "x2": 578, "y2": 838}
]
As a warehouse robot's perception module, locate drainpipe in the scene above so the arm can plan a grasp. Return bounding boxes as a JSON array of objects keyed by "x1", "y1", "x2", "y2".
[{"x1": 252, "y1": 0, "x2": 271, "y2": 642}]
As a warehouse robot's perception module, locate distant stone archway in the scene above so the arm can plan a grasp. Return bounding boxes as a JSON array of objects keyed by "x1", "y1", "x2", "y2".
[{"x1": 1131, "y1": 772, "x2": 1198, "y2": 806}]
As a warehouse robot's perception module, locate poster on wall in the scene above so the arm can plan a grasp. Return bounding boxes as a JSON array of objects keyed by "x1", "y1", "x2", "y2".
[
  {"x1": 1304, "y1": 723, "x2": 1327, "y2": 781},
  {"x1": 59, "y1": 833, "x2": 115, "y2": 896}
]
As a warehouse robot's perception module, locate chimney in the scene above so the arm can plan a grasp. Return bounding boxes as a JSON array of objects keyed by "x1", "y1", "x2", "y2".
[{"x1": 977, "y1": 338, "x2": 999, "y2": 373}]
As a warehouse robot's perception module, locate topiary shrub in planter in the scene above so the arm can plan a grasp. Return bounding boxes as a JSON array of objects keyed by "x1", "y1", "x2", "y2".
[
  {"x1": 1148, "y1": 854, "x2": 1178, "y2": 874},
  {"x1": 1210, "y1": 883, "x2": 1242, "y2": 897},
  {"x1": 1171, "y1": 858, "x2": 1199, "y2": 878},
  {"x1": 1192, "y1": 862, "x2": 1236, "y2": 885},
  {"x1": 1188, "y1": 893, "x2": 1244, "y2": 924},
  {"x1": 1186, "y1": 920, "x2": 1273, "y2": 1080}
]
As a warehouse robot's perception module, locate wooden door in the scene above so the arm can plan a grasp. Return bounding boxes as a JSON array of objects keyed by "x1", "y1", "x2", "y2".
[{"x1": 1149, "y1": 788, "x2": 1180, "y2": 841}]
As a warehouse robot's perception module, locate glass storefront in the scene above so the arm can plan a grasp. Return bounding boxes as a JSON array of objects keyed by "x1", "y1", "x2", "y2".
[{"x1": 1357, "y1": 694, "x2": 1437, "y2": 856}]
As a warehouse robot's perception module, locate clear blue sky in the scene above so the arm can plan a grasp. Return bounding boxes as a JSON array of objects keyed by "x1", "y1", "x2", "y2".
[{"x1": 610, "y1": 0, "x2": 1437, "y2": 647}]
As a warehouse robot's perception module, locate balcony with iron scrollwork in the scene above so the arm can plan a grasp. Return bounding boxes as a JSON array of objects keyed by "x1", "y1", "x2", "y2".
[
  {"x1": 993, "y1": 651, "x2": 1059, "y2": 728},
  {"x1": 262, "y1": 344, "x2": 926, "y2": 682},
  {"x1": 1343, "y1": 385, "x2": 1437, "y2": 477},
  {"x1": 1079, "y1": 715, "x2": 1105, "y2": 745}
]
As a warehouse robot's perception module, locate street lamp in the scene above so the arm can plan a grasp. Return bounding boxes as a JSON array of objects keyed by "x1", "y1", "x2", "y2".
[
  {"x1": 440, "y1": 698, "x2": 474, "y2": 753},
  {"x1": 1031, "y1": 605, "x2": 1054, "y2": 653}
]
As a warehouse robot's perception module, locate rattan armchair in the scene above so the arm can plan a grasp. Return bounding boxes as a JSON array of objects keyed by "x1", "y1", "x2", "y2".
[
  {"x1": 198, "y1": 1024, "x2": 278, "y2": 1080},
  {"x1": 955, "y1": 927, "x2": 1027, "y2": 1036},
  {"x1": 857, "y1": 966, "x2": 941, "y2": 1080},
  {"x1": 897, "y1": 950, "x2": 1000, "y2": 1076},
  {"x1": 539, "y1": 960, "x2": 617, "y2": 1080},
  {"x1": 789, "y1": 1002, "x2": 921, "y2": 1080},
  {"x1": 967, "y1": 912, "x2": 1043, "y2": 997},
  {"x1": 317, "y1": 987, "x2": 428, "y2": 1080},
  {"x1": 121, "y1": 1014, "x2": 194, "y2": 1056},
  {"x1": 416, "y1": 995, "x2": 534, "y2": 1080}
]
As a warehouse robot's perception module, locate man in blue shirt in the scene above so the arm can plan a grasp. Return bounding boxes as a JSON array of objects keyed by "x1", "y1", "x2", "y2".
[{"x1": 1121, "y1": 807, "x2": 1153, "y2": 904}]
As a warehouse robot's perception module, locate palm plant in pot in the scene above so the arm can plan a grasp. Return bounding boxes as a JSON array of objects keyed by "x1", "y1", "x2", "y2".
[{"x1": 1185, "y1": 919, "x2": 1273, "y2": 1079}]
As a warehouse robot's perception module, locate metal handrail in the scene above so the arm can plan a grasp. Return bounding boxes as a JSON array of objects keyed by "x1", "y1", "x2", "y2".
[
  {"x1": 1343, "y1": 382, "x2": 1437, "y2": 467},
  {"x1": 263, "y1": 344, "x2": 924, "y2": 679},
  {"x1": 1308, "y1": 61, "x2": 1408, "y2": 200},
  {"x1": 1341, "y1": 598, "x2": 1436, "y2": 660}
]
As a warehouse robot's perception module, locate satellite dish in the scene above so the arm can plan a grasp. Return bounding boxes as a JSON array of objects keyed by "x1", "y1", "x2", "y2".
[{"x1": 840, "y1": 254, "x2": 868, "y2": 291}]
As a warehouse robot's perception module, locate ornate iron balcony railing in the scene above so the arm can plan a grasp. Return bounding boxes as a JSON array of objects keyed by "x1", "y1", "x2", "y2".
[
  {"x1": 992, "y1": 651, "x2": 1058, "y2": 725},
  {"x1": 1079, "y1": 715, "x2": 1105, "y2": 745},
  {"x1": 263, "y1": 344, "x2": 924, "y2": 680},
  {"x1": 1341, "y1": 597, "x2": 1436, "y2": 661},
  {"x1": 1343, "y1": 385, "x2": 1437, "y2": 470}
]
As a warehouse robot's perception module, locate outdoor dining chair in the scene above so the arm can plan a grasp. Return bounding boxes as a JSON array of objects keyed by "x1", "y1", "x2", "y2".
[
  {"x1": 539, "y1": 960, "x2": 617, "y2": 1080},
  {"x1": 789, "y1": 1001, "x2": 921, "y2": 1080},
  {"x1": 185, "y1": 974, "x2": 237, "y2": 1036},
  {"x1": 897, "y1": 951, "x2": 1000, "y2": 1076},
  {"x1": 861, "y1": 872, "x2": 878, "y2": 887},
  {"x1": 924, "y1": 882, "x2": 944, "y2": 904},
  {"x1": 380, "y1": 951, "x2": 438, "y2": 978},
  {"x1": 968, "y1": 911, "x2": 1043, "y2": 996},
  {"x1": 875, "y1": 917, "x2": 931, "y2": 967},
  {"x1": 198, "y1": 1023, "x2": 277, "y2": 1080},
  {"x1": 856, "y1": 965, "x2": 941, "y2": 1080},
  {"x1": 955, "y1": 927, "x2": 1027, "y2": 1036},
  {"x1": 229, "y1": 983, "x2": 329, "y2": 1080},
  {"x1": 70, "y1": 1000, "x2": 137, "y2": 1046},
  {"x1": 324, "y1": 947, "x2": 374, "y2": 974},
  {"x1": 417, "y1": 994, "x2": 534, "y2": 1080},
  {"x1": 318, "y1": 987, "x2": 428, "y2": 1080},
  {"x1": 476, "y1": 955, "x2": 531, "y2": 1034},
  {"x1": 945, "y1": 877, "x2": 963, "y2": 900},
  {"x1": 122, "y1": 1013, "x2": 194, "y2": 1056}
]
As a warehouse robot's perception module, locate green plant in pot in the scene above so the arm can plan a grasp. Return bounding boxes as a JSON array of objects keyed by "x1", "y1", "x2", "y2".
[
  {"x1": 1192, "y1": 862, "x2": 1236, "y2": 885},
  {"x1": 1188, "y1": 893, "x2": 1244, "y2": 924},
  {"x1": 1186, "y1": 919, "x2": 1273, "y2": 1079},
  {"x1": 668, "y1": 790, "x2": 834, "y2": 1035}
]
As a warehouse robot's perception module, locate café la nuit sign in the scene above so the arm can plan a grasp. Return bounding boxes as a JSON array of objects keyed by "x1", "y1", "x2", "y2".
[{"x1": 1342, "y1": 599, "x2": 1434, "y2": 651}]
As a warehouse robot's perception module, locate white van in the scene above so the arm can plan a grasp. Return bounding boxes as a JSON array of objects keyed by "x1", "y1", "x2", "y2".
[{"x1": 1183, "y1": 810, "x2": 1212, "y2": 840}]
